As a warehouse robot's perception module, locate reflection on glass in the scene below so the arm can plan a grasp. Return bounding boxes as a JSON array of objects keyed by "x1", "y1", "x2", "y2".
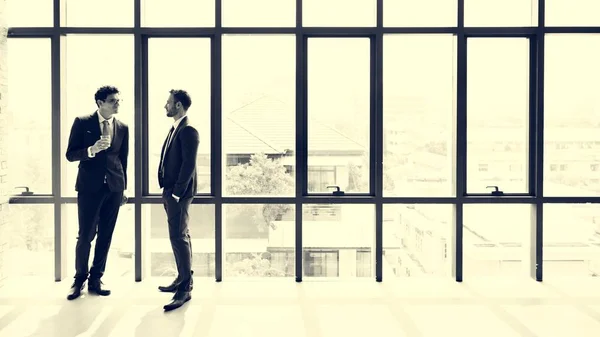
[
  {"x1": 64, "y1": 35, "x2": 135, "y2": 197},
  {"x1": 223, "y1": 35, "x2": 295, "y2": 197},
  {"x1": 148, "y1": 38, "x2": 211, "y2": 194},
  {"x1": 467, "y1": 38, "x2": 529, "y2": 194},
  {"x1": 3, "y1": 205, "x2": 53, "y2": 279},
  {"x1": 465, "y1": 0, "x2": 536, "y2": 27},
  {"x1": 383, "y1": 35, "x2": 455, "y2": 197},
  {"x1": 222, "y1": 0, "x2": 295, "y2": 27},
  {"x1": 303, "y1": 204, "x2": 373, "y2": 278},
  {"x1": 6, "y1": 0, "x2": 52, "y2": 27},
  {"x1": 543, "y1": 204, "x2": 600, "y2": 278},
  {"x1": 7, "y1": 39, "x2": 52, "y2": 195},
  {"x1": 66, "y1": 204, "x2": 134, "y2": 280},
  {"x1": 544, "y1": 35, "x2": 600, "y2": 197},
  {"x1": 145, "y1": 204, "x2": 215, "y2": 277},
  {"x1": 463, "y1": 204, "x2": 532, "y2": 277},
  {"x1": 65, "y1": 0, "x2": 133, "y2": 27},
  {"x1": 546, "y1": 0, "x2": 600, "y2": 26},
  {"x1": 224, "y1": 204, "x2": 295, "y2": 277},
  {"x1": 307, "y1": 38, "x2": 370, "y2": 194},
  {"x1": 303, "y1": 0, "x2": 375, "y2": 27},
  {"x1": 383, "y1": 205, "x2": 452, "y2": 278},
  {"x1": 383, "y1": 0, "x2": 457, "y2": 27},
  {"x1": 142, "y1": 0, "x2": 214, "y2": 27}
]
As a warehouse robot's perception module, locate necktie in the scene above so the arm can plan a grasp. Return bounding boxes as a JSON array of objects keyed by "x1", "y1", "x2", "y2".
[{"x1": 102, "y1": 120, "x2": 113, "y2": 143}]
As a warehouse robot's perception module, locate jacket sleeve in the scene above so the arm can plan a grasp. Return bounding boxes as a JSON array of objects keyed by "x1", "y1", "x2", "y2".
[
  {"x1": 65, "y1": 117, "x2": 93, "y2": 162},
  {"x1": 119, "y1": 126, "x2": 129, "y2": 190},
  {"x1": 173, "y1": 126, "x2": 199, "y2": 198}
]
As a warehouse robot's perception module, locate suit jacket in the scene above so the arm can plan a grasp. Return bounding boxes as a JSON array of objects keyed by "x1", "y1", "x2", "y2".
[
  {"x1": 65, "y1": 111, "x2": 129, "y2": 193},
  {"x1": 158, "y1": 116, "x2": 199, "y2": 199}
]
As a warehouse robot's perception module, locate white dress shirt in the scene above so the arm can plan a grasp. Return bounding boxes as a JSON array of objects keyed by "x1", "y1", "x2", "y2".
[{"x1": 87, "y1": 112, "x2": 115, "y2": 158}]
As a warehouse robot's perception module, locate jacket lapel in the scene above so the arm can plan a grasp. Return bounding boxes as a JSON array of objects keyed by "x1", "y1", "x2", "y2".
[
  {"x1": 164, "y1": 116, "x2": 189, "y2": 158},
  {"x1": 90, "y1": 111, "x2": 102, "y2": 138}
]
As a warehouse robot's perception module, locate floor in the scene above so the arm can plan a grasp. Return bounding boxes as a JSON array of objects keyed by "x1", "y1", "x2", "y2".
[{"x1": 0, "y1": 277, "x2": 599, "y2": 337}]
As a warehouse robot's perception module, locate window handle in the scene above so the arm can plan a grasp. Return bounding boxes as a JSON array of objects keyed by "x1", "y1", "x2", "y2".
[
  {"x1": 327, "y1": 185, "x2": 345, "y2": 196},
  {"x1": 486, "y1": 185, "x2": 504, "y2": 196},
  {"x1": 15, "y1": 186, "x2": 34, "y2": 196}
]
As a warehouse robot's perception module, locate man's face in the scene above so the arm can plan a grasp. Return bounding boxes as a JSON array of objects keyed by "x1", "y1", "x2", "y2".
[
  {"x1": 164, "y1": 94, "x2": 178, "y2": 117},
  {"x1": 98, "y1": 93, "x2": 120, "y2": 115}
]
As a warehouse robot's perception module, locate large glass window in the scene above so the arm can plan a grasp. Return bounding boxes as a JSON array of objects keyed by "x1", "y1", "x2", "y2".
[
  {"x1": 303, "y1": 0, "x2": 376, "y2": 27},
  {"x1": 546, "y1": 0, "x2": 600, "y2": 26},
  {"x1": 7, "y1": 38, "x2": 52, "y2": 196},
  {"x1": 467, "y1": 38, "x2": 530, "y2": 194},
  {"x1": 144, "y1": 204, "x2": 215, "y2": 278},
  {"x1": 222, "y1": 0, "x2": 295, "y2": 27},
  {"x1": 383, "y1": 34, "x2": 455, "y2": 197},
  {"x1": 307, "y1": 38, "x2": 370, "y2": 194},
  {"x1": 463, "y1": 204, "x2": 533, "y2": 278},
  {"x1": 63, "y1": 35, "x2": 135, "y2": 198},
  {"x1": 383, "y1": 0, "x2": 457, "y2": 27},
  {"x1": 147, "y1": 38, "x2": 211, "y2": 195},
  {"x1": 544, "y1": 34, "x2": 600, "y2": 197},
  {"x1": 464, "y1": 0, "x2": 537, "y2": 27},
  {"x1": 6, "y1": 0, "x2": 52, "y2": 27},
  {"x1": 303, "y1": 204, "x2": 374, "y2": 278},
  {"x1": 225, "y1": 204, "x2": 295, "y2": 277},
  {"x1": 223, "y1": 35, "x2": 295, "y2": 197},
  {"x1": 543, "y1": 204, "x2": 600, "y2": 278},
  {"x1": 142, "y1": 0, "x2": 215, "y2": 27},
  {"x1": 65, "y1": 0, "x2": 134, "y2": 27},
  {"x1": 383, "y1": 204, "x2": 453, "y2": 278}
]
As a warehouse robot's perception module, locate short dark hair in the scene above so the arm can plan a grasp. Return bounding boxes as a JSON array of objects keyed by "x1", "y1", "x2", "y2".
[
  {"x1": 170, "y1": 89, "x2": 192, "y2": 111},
  {"x1": 94, "y1": 86, "x2": 120, "y2": 106}
]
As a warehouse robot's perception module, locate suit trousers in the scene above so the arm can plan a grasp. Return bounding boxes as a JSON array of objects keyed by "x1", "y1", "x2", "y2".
[
  {"x1": 74, "y1": 184, "x2": 123, "y2": 282},
  {"x1": 162, "y1": 188, "x2": 194, "y2": 291}
]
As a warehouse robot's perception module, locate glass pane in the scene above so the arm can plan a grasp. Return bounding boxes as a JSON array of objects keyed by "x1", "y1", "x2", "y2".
[
  {"x1": 66, "y1": 204, "x2": 134, "y2": 281},
  {"x1": 6, "y1": 0, "x2": 53, "y2": 27},
  {"x1": 225, "y1": 204, "x2": 294, "y2": 277},
  {"x1": 148, "y1": 38, "x2": 211, "y2": 195},
  {"x1": 65, "y1": 0, "x2": 133, "y2": 27},
  {"x1": 383, "y1": 204, "x2": 453, "y2": 278},
  {"x1": 64, "y1": 35, "x2": 135, "y2": 198},
  {"x1": 308, "y1": 38, "x2": 370, "y2": 194},
  {"x1": 142, "y1": 0, "x2": 215, "y2": 27},
  {"x1": 544, "y1": 35, "x2": 600, "y2": 197},
  {"x1": 546, "y1": 0, "x2": 600, "y2": 26},
  {"x1": 3, "y1": 205, "x2": 53, "y2": 279},
  {"x1": 383, "y1": 0, "x2": 457, "y2": 27},
  {"x1": 465, "y1": 0, "x2": 536, "y2": 27},
  {"x1": 464, "y1": 204, "x2": 533, "y2": 278},
  {"x1": 383, "y1": 35, "x2": 455, "y2": 197},
  {"x1": 145, "y1": 204, "x2": 215, "y2": 278},
  {"x1": 222, "y1": 0, "x2": 295, "y2": 27},
  {"x1": 303, "y1": 204, "x2": 374, "y2": 278},
  {"x1": 7, "y1": 39, "x2": 52, "y2": 195},
  {"x1": 303, "y1": 0, "x2": 376, "y2": 27},
  {"x1": 467, "y1": 38, "x2": 529, "y2": 194},
  {"x1": 544, "y1": 204, "x2": 600, "y2": 278},
  {"x1": 223, "y1": 35, "x2": 295, "y2": 197}
]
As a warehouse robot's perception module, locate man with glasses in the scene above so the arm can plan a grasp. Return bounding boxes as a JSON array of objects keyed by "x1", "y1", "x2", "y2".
[{"x1": 65, "y1": 85, "x2": 129, "y2": 300}]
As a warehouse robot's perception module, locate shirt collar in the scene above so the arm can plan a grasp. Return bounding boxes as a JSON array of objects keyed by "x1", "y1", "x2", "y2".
[
  {"x1": 97, "y1": 111, "x2": 115, "y2": 124},
  {"x1": 172, "y1": 115, "x2": 187, "y2": 130}
]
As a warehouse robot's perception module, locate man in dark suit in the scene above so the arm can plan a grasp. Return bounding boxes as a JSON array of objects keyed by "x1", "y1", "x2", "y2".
[
  {"x1": 65, "y1": 85, "x2": 129, "y2": 300},
  {"x1": 157, "y1": 89, "x2": 199, "y2": 312}
]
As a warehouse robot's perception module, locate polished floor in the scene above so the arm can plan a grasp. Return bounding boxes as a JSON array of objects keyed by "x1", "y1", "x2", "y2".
[{"x1": 0, "y1": 276, "x2": 599, "y2": 337}]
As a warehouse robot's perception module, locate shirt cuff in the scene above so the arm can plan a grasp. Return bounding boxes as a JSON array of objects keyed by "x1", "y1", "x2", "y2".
[
  {"x1": 172, "y1": 194, "x2": 180, "y2": 201},
  {"x1": 88, "y1": 146, "x2": 95, "y2": 158}
]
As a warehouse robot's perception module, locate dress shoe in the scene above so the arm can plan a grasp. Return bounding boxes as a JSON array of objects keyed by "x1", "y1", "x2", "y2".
[
  {"x1": 67, "y1": 280, "x2": 86, "y2": 300},
  {"x1": 88, "y1": 279, "x2": 111, "y2": 296},
  {"x1": 158, "y1": 280, "x2": 179, "y2": 293},
  {"x1": 163, "y1": 291, "x2": 191, "y2": 312}
]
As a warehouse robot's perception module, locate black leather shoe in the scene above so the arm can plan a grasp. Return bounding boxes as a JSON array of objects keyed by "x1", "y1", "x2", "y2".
[
  {"x1": 67, "y1": 280, "x2": 86, "y2": 300},
  {"x1": 158, "y1": 280, "x2": 180, "y2": 293},
  {"x1": 163, "y1": 291, "x2": 191, "y2": 312},
  {"x1": 88, "y1": 279, "x2": 111, "y2": 296}
]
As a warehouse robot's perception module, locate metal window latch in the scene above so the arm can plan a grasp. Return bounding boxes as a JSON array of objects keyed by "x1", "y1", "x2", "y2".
[
  {"x1": 486, "y1": 185, "x2": 504, "y2": 196},
  {"x1": 15, "y1": 186, "x2": 34, "y2": 196},
  {"x1": 327, "y1": 185, "x2": 345, "y2": 196}
]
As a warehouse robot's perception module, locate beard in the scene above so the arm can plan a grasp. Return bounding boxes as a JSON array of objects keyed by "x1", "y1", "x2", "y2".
[{"x1": 166, "y1": 107, "x2": 177, "y2": 117}]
